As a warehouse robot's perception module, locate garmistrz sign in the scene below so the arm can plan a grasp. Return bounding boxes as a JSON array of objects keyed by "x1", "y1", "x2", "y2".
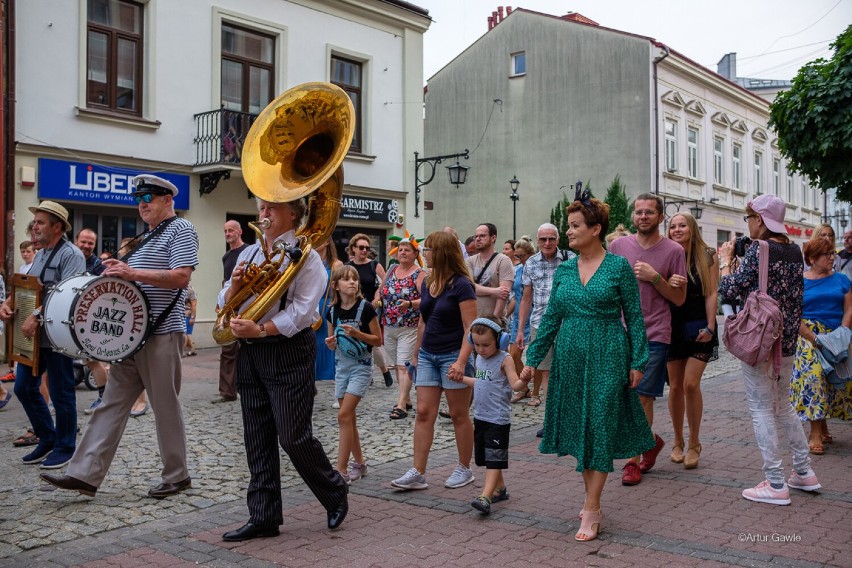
[
  {"x1": 37, "y1": 158, "x2": 190, "y2": 210},
  {"x1": 340, "y1": 195, "x2": 399, "y2": 224}
]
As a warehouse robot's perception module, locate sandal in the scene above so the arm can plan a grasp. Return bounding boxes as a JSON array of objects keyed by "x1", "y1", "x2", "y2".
[
  {"x1": 808, "y1": 441, "x2": 824, "y2": 455},
  {"x1": 575, "y1": 509, "x2": 602, "y2": 541},
  {"x1": 684, "y1": 444, "x2": 701, "y2": 469},
  {"x1": 821, "y1": 434, "x2": 833, "y2": 445},
  {"x1": 389, "y1": 407, "x2": 408, "y2": 420},
  {"x1": 670, "y1": 443, "x2": 685, "y2": 464},
  {"x1": 511, "y1": 389, "x2": 530, "y2": 403},
  {"x1": 13, "y1": 429, "x2": 39, "y2": 447},
  {"x1": 527, "y1": 396, "x2": 541, "y2": 407}
]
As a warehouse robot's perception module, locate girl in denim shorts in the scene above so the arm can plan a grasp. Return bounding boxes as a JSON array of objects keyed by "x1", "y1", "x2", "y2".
[{"x1": 325, "y1": 266, "x2": 382, "y2": 484}]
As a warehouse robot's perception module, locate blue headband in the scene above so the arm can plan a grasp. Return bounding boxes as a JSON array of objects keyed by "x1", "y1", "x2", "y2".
[{"x1": 471, "y1": 318, "x2": 503, "y2": 335}]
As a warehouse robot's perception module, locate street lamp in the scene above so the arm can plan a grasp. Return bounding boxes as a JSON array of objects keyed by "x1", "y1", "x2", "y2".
[
  {"x1": 664, "y1": 199, "x2": 704, "y2": 220},
  {"x1": 413, "y1": 149, "x2": 470, "y2": 217},
  {"x1": 509, "y1": 175, "x2": 520, "y2": 240}
]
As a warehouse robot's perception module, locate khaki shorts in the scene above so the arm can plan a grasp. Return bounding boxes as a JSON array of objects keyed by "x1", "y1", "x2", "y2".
[
  {"x1": 528, "y1": 326, "x2": 553, "y2": 371},
  {"x1": 384, "y1": 326, "x2": 418, "y2": 367}
]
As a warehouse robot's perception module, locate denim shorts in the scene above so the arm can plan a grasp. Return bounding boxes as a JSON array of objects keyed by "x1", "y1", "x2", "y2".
[
  {"x1": 414, "y1": 348, "x2": 470, "y2": 390},
  {"x1": 334, "y1": 353, "x2": 373, "y2": 399},
  {"x1": 635, "y1": 341, "x2": 669, "y2": 398}
]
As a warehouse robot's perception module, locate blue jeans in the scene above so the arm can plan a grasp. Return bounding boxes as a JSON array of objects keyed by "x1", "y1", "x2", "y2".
[
  {"x1": 415, "y1": 348, "x2": 472, "y2": 390},
  {"x1": 14, "y1": 348, "x2": 77, "y2": 454},
  {"x1": 635, "y1": 341, "x2": 669, "y2": 398}
]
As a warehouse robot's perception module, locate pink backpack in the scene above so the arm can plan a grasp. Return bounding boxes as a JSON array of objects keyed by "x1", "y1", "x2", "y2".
[{"x1": 722, "y1": 240, "x2": 784, "y2": 377}]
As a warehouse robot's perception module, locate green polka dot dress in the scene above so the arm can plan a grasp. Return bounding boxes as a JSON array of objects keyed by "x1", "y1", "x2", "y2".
[{"x1": 526, "y1": 252, "x2": 656, "y2": 473}]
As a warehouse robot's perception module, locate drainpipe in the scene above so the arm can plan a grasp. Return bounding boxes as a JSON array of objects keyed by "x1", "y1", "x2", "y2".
[
  {"x1": 2, "y1": 0, "x2": 15, "y2": 277},
  {"x1": 652, "y1": 42, "x2": 670, "y2": 195}
]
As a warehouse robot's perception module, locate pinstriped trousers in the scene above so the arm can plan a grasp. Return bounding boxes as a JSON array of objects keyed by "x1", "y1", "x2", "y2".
[{"x1": 237, "y1": 329, "x2": 347, "y2": 526}]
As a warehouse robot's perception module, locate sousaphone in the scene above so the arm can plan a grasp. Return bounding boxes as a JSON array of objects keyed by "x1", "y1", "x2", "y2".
[{"x1": 213, "y1": 82, "x2": 354, "y2": 345}]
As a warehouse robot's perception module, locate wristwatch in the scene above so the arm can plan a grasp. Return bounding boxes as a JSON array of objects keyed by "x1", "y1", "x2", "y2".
[
  {"x1": 32, "y1": 308, "x2": 41, "y2": 318},
  {"x1": 258, "y1": 323, "x2": 267, "y2": 338}
]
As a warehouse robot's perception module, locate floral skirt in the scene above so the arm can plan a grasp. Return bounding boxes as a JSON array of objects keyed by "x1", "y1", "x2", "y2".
[{"x1": 790, "y1": 319, "x2": 852, "y2": 421}]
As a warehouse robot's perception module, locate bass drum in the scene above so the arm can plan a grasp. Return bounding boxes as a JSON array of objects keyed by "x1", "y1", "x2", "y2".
[{"x1": 43, "y1": 275, "x2": 152, "y2": 363}]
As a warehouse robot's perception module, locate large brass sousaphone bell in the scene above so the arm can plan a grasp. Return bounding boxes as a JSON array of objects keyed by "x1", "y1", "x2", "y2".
[{"x1": 213, "y1": 82, "x2": 354, "y2": 345}]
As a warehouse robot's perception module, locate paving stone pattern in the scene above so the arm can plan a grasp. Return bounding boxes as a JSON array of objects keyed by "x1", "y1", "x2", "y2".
[{"x1": 0, "y1": 342, "x2": 849, "y2": 567}]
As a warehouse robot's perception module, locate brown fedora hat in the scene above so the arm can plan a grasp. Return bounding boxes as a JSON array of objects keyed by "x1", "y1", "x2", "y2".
[{"x1": 29, "y1": 200, "x2": 72, "y2": 232}]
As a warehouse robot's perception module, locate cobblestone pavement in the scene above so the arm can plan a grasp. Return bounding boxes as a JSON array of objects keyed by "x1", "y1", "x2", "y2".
[{"x1": 1, "y1": 342, "x2": 849, "y2": 567}]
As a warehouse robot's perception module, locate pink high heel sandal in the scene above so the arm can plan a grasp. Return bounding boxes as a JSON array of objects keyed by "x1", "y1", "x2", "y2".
[{"x1": 575, "y1": 509, "x2": 602, "y2": 541}]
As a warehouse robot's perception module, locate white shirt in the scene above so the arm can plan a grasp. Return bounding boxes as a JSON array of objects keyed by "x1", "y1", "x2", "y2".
[{"x1": 218, "y1": 230, "x2": 325, "y2": 337}]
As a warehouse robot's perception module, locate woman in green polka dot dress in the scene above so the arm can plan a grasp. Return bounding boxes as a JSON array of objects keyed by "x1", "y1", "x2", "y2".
[{"x1": 521, "y1": 195, "x2": 655, "y2": 542}]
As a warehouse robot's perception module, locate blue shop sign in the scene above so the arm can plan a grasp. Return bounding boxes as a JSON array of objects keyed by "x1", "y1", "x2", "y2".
[{"x1": 37, "y1": 158, "x2": 190, "y2": 210}]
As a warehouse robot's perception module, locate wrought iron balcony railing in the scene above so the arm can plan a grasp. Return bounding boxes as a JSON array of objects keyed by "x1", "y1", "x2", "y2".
[{"x1": 193, "y1": 108, "x2": 257, "y2": 167}]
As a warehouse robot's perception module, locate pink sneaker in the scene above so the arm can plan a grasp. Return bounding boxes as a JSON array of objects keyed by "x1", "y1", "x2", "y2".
[
  {"x1": 742, "y1": 480, "x2": 791, "y2": 505},
  {"x1": 788, "y1": 471, "x2": 821, "y2": 492}
]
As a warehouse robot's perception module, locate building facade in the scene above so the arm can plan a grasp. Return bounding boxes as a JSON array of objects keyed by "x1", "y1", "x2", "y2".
[
  {"x1": 10, "y1": 0, "x2": 430, "y2": 348},
  {"x1": 422, "y1": 8, "x2": 828, "y2": 248}
]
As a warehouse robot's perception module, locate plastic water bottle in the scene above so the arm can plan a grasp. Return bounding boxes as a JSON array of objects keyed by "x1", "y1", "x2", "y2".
[{"x1": 404, "y1": 361, "x2": 416, "y2": 383}]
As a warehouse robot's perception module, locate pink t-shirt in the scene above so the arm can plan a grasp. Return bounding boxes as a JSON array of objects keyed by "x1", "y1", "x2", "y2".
[{"x1": 609, "y1": 234, "x2": 686, "y2": 344}]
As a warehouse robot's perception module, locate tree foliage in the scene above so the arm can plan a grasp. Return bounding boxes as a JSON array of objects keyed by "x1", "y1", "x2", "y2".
[
  {"x1": 603, "y1": 175, "x2": 634, "y2": 232},
  {"x1": 550, "y1": 181, "x2": 592, "y2": 250},
  {"x1": 769, "y1": 25, "x2": 852, "y2": 200}
]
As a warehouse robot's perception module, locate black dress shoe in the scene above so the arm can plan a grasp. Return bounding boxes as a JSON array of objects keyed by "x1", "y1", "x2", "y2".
[
  {"x1": 40, "y1": 474, "x2": 97, "y2": 497},
  {"x1": 148, "y1": 477, "x2": 191, "y2": 499},
  {"x1": 536, "y1": 427, "x2": 544, "y2": 438},
  {"x1": 327, "y1": 494, "x2": 349, "y2": 529},
  {"x1": 222, "y1": 522, "x2": 280, "y2": 542}
]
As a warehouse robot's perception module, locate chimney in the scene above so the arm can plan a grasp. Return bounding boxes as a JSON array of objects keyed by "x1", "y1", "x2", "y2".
[
  {"x1": 497, "y1": 6, "x2": 504, "y2": 22},
  {"x1": 717, "y1": 53, "x2": 737, "y2": 81},
  {"x1": 488, "y1": 15, "x2": 494, "y2": 30},
  {"x1": 506, "y1": 6, "x2": 512, "y2": 15}
]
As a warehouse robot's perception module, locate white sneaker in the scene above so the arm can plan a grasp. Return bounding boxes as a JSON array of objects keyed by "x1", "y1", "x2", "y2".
[
  {"x1": 391, "y1": 468, "x2": 428, "y2": 490},
  {"x1": 332, "y1": 401, "x2": 340, "y2": 409},
  {"x1": 444, "y1": 464, "x2": 475, "y2": 488},
  {"x1": 788, "y1": 470, "x2": 821, "y2": 492},
  {"x1": 742, "y1": 480, "x2": 791, "y2": 505}
]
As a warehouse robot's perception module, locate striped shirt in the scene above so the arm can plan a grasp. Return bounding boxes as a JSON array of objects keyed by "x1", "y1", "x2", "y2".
[
  {"x1": 522, "y1": 250, "x2": 574, "y2": 327},
  {"x1": 217, "y1": 230, "x2": 326, "y2": 337},
  {"x1": 129, "y1": 217, "x2": 199, "y2": 334}
]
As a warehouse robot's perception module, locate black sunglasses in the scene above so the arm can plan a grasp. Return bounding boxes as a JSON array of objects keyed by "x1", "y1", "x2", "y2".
[{"x1": 133, "y1": 193, "x2": 159, "y2": 204}]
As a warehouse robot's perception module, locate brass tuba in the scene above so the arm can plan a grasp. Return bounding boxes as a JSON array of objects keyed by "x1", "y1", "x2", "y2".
[{"x1": 212, "y1": 82, "x2": 354, "y2": 345}]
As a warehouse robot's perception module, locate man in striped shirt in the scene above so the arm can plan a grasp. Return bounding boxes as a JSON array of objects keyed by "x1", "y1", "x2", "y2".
[{"x1": 42, "y1": 175, "x2": 198, "y2": 500}]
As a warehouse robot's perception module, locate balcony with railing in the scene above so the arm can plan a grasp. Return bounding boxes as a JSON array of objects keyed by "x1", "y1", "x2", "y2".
[{"x1": 193, "y1": 108, "x2": 257, "y2": 194}]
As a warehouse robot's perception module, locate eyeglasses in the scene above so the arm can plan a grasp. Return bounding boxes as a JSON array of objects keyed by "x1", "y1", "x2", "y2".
[
  {"x1": 474, "y1": 234, "x2": 489, "y2": 239},
  {"x1": 743, "y1": 214, "x2": 758, "y2": 222},
  {"x1": 421, "y1": 247, "x2": 432, "y2": 252},
  {"x1": 354, "y1": 245, "x2": 370, "y2": 251},
  {"x1": 538, "y1": 237, "x2": 558, "y2": 242},
  {"x1": 634, "y1": 210, "x2": 658, "y2": 217},
  {"x1": 823, "y1": 251, "x2": 837, "y2": 258},
  {"x1": 133, "y1": 193, "x2": 158, "y2": 204}
]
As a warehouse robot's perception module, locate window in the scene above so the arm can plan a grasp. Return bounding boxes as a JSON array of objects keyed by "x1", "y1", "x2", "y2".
[
  {"x1": 717, "y1": 229, "x2": 731, "y2": 249},
  {"x1": 687, "y1": 127, "x2": 699, "y2": 178},
  {"x1": 221, "y1": 24, "x2": 275, "y2": 114},
  {"x1": 665, "y1": 120, "x2": 677, "y2": 172},
  {"x1": 754, "y1": 151, "x2": 762, "y2": 195},
  {"x1": 787, "y1": 172, "x2": 793, "y2": 202},
  {"x1": 331, "y1": 55, "x2": 363, "y2": 153},
  {"x1": 802, "y1": 179, "x2": 809, "y2": 208},
  {"x1": 511, "y1": 52, "x2": 526, "y2": 76},
  {"x1": 713, "y1": 137, "x2": 724, "y2": 185},
  {"x1": 733, "y1": 143, "x2": 742, "y2": 189},
  {"x1": 87, "y1": 0, "x2": 143, "y2": 114},
  {"x1": 773, "y1": 158, "x2": 780, "y2": 196}
]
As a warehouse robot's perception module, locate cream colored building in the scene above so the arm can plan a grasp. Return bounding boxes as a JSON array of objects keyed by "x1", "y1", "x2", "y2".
[{"x1": 13, "y1": 0, "x2": 430, "y2": 349}]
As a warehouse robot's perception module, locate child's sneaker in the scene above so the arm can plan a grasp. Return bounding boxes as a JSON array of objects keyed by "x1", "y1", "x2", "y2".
[
  {"x1": 471, "y1": 496, "x2": 491, "y2": 515},
  {"x1": 742, "y1": 480, "x2": 791, "y2": 505},
  {"x1": 444, "y1": 464, "x2": 475, "y2": 488},
  {"x1": 788, "y1": 470, "x2": 821, "y2": 492},
  {"x1": 348, "y1": 460, "x2": 367, "y2": 481},
  {"x1": 338, "y1": 471, "x2": 351, "y2": 486},
  {"x1": 391, "y1": 468, "x2": 428, "y2": 490}
]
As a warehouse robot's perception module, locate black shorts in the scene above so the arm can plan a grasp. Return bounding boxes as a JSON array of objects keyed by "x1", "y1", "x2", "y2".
[{"x1": 474, "y1": 418, "x2": 510, "y2": 469}]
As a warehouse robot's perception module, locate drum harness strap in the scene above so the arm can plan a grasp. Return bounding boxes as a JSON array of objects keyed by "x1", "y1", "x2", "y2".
[
  {"x1": 38, "y1": 238, "x2": 69, "y2": 287},
  {"x1": 119, "y1": 216, "x2": 183, "y2": 333}
]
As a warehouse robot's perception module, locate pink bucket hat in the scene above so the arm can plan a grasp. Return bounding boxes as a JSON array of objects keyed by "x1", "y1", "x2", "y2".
[{"x1": 748, "y1": 195, "x2": 787, "y2": 235}]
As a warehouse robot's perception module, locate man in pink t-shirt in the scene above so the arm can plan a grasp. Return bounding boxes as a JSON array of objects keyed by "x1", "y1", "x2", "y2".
[{"x1": 609, "y1": 193, "x2": 687, "y2": 486}]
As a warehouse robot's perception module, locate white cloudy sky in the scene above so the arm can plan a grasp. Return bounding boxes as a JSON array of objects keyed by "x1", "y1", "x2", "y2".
[{"x1": 417, "y1": 0, "x2": 851, "y2": 81}]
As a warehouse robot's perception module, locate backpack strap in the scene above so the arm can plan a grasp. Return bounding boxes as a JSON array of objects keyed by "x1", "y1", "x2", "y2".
[
  {"x1": 354, "y1": 299, "x2": 366, "y2": 324},
  {"x1": 757, "y1": 240, "x2": 770, "y2": 294}
]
